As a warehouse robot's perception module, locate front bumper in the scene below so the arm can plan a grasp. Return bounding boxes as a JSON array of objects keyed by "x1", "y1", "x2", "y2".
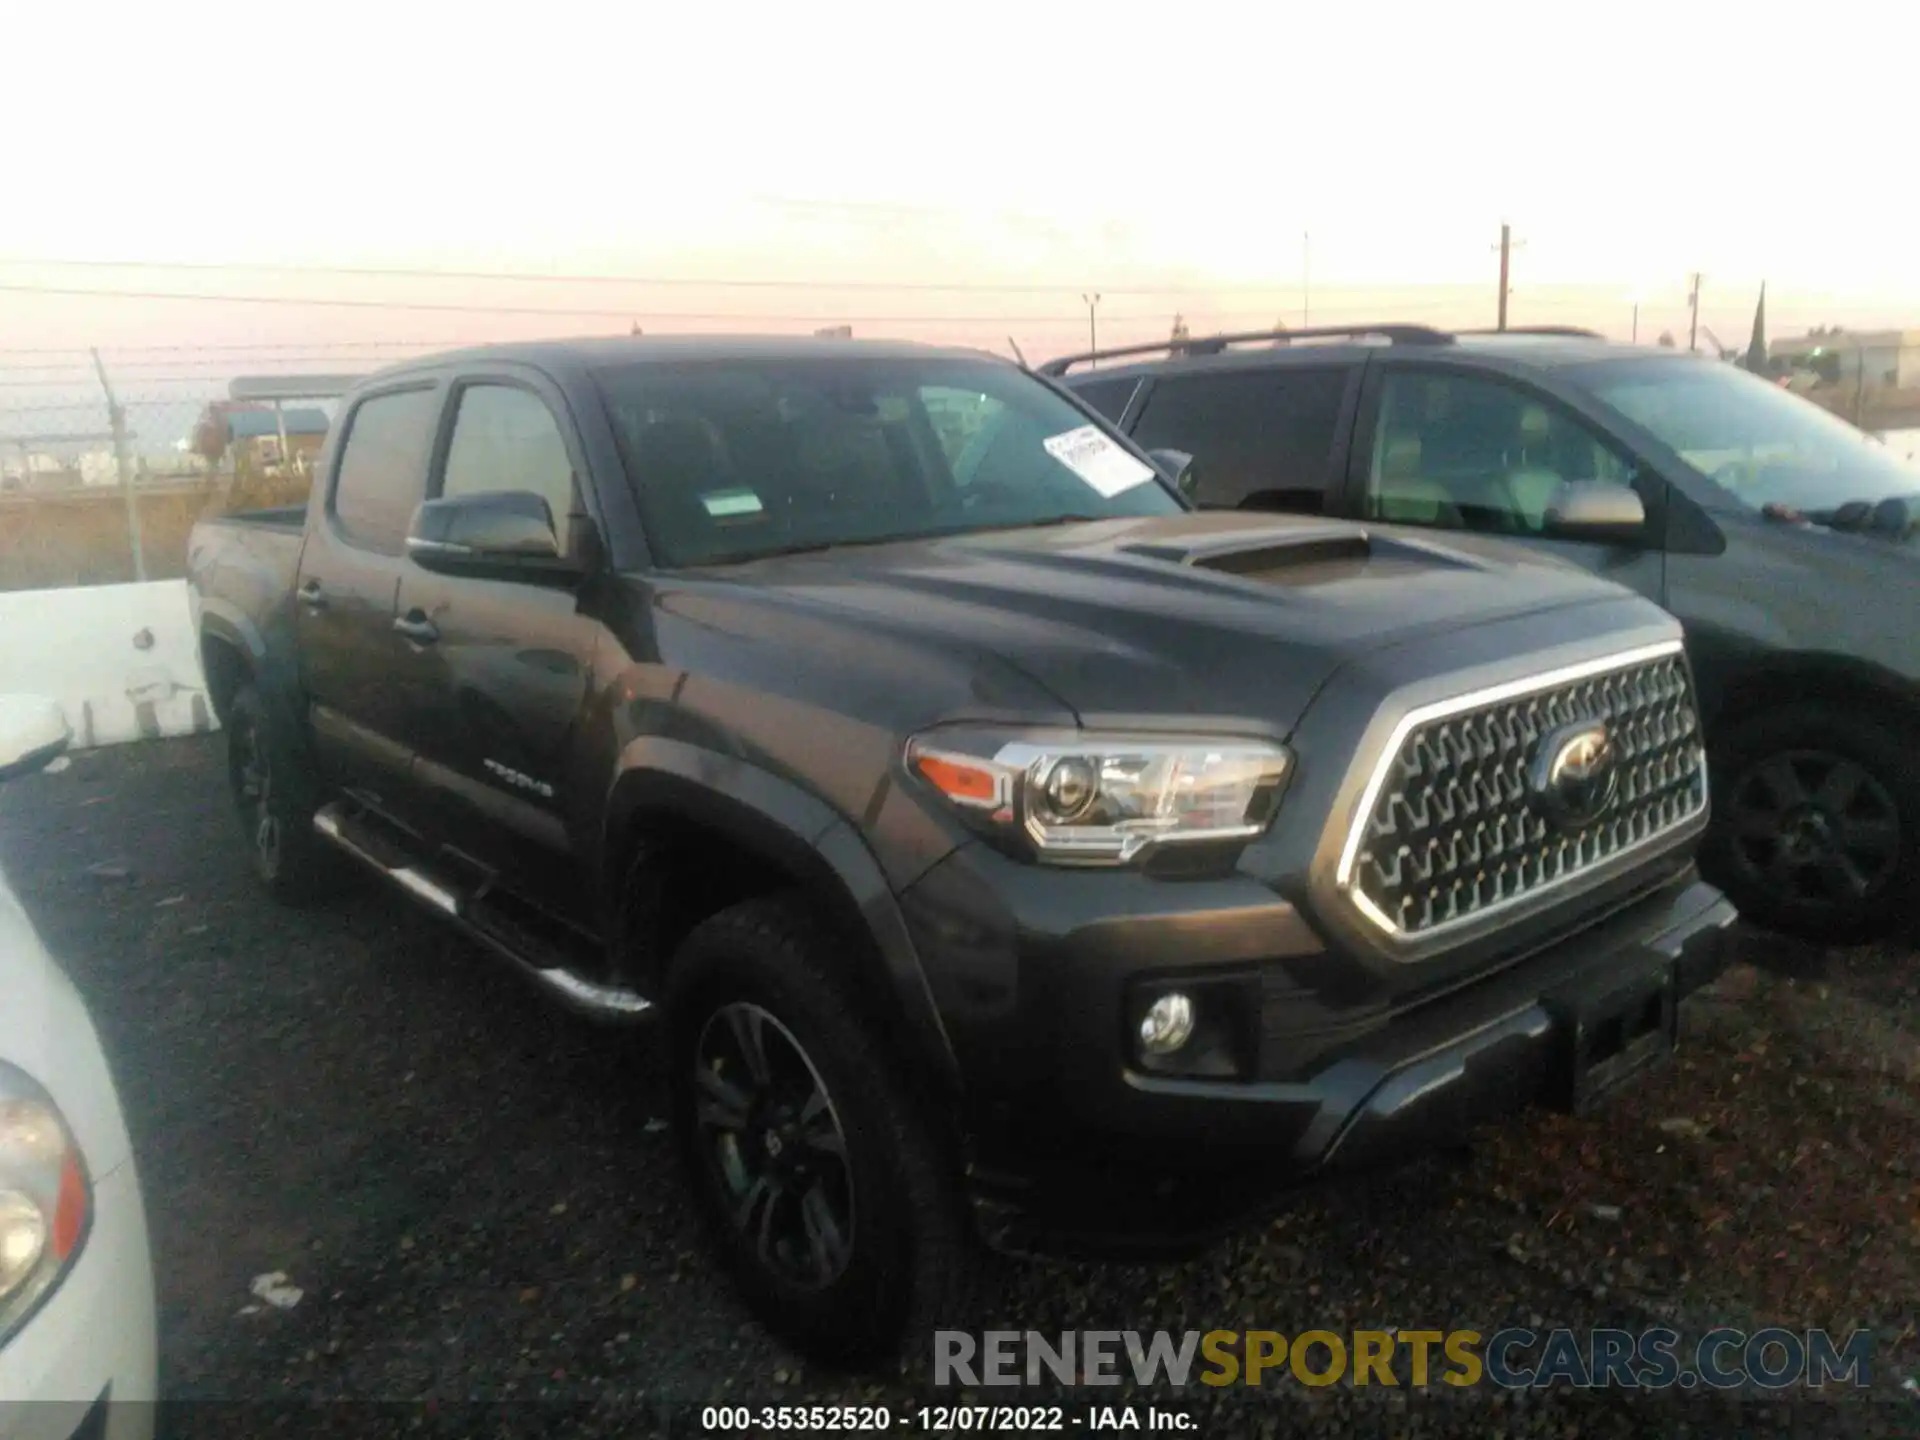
[
  {"x1": 899, "y1": 842, "x2": 1735, "y2": 1252},
  {"x1": 0, "y1": 1162, "x2": 157, "y2": 1440}
]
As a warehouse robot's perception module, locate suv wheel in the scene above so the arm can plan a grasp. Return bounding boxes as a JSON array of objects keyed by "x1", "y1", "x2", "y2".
[
  {"x1": 226, "y1": 684, "x2": 344, "y2": 905},
  {"x1": 665, "y1": 894, "x2": 973, "y2": 1366},
  {"x1": 1703, "y1": 704, "x2": 1918, "y2": 945}
]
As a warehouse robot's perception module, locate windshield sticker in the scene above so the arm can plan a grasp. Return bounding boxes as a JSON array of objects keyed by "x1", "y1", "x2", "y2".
[
  {"x1": 700, "y1": 488, "x2": 765, "y2": 519},
  {"x1": 1042, "y1": 425, "x2": 1156, "y2": 498}
]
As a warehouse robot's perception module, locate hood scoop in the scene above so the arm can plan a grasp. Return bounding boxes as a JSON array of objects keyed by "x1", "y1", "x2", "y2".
[{"x1": 1120, "y1": 523, "x2": 1374, "y2": 575}]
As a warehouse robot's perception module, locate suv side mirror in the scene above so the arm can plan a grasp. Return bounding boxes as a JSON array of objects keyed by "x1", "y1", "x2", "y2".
[
  {"x1": 1541, "y1": 481, "x2": 1646, "y2": 542},
  {"x1": 1147, "y1": 448, "x2": 1199, "y2": 501},
  {"x1": 0, "y1": 695, "x2": 70, "y2": 784},
  {"x1": 406, "y1": 491, "x2": 577, "y2": 582}
]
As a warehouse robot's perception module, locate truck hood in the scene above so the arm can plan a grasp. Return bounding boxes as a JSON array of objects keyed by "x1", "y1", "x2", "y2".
[{"x1": 677, "y1": 512, "x2": 1643, "y2": 730}]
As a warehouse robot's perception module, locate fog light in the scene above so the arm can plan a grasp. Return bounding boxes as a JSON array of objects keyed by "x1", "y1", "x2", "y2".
[{"x1": 1139, "y1": 992, "x2": 1196, "y2": 1055}]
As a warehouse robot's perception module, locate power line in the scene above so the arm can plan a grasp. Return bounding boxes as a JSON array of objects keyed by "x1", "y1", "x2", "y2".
[
  {"x1": 0, "y1": 281, "x2": 1106, "y2": 322},
  {"x1": 0, "y1": 280, "x2": 1525, "y2": 333},
  {"x1": 0, "y1": 353, "x2": 440, "y2": 374},
  {"x1": 0, "y1": 339, "x2": 466, "y2": 355},
  {"x1": 0, "y1": 255, "x2": 1328, "y2": 298}
]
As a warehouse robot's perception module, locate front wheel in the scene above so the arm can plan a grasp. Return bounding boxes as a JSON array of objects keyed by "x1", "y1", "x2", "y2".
[
  {"x1": 1702, "y1": 704, "x2": 1919, "y2": 945},
  {"x1": 226, "y1": 684, "x2": 346, "y2": 906},
  {"x1": 665, "y1": 894, "x2": 974, "y2": 1366}
]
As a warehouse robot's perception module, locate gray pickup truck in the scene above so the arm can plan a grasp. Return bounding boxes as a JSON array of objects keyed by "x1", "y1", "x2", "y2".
[{"x1": 187, "y1": 336, "x2": 1735, "y2": 1363}]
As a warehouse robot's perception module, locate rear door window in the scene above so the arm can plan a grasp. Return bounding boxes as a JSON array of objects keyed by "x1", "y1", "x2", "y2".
[
  {"x1": 1128, "y1": 367, "x2": 1351, "y2": 511},
  {"x1": 330, "y1": 386, "x2": 441, "y2": 554}
]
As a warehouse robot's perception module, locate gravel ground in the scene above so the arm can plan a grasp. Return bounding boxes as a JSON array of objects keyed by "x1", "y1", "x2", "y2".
[{"x1": 1, "y1": 736, "x2": 1915, "y2": 1439}]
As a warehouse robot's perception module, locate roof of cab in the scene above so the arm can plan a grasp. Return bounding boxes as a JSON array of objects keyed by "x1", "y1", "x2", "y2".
[{"x1": 357, "y1": 334, "x2": 1006, "y2": 388}]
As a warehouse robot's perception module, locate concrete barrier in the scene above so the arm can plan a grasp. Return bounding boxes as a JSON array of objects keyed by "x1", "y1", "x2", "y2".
[{"x1": 0, "y1": 580, "x2": 216, "y2": 749}]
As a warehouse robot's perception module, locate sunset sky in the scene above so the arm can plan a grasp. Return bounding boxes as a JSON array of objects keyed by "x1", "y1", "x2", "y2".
[{"x1": 4, "y1": 0, "x2": 1917, "y2": 390}]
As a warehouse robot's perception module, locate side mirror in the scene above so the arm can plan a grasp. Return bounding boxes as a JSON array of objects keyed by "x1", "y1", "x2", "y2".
[
  {"x1": 0, "y1": 695, "x2": 70, "y2": 784},
  {"x1": 406, "y1": 491, "x2": 575, "y2": 582},
  {"x1": 1147, "y1": 448, "x2": 1199, "y2": 501},
  {"x1": 1541, "y1": 481, "x2": 1646, "y2": 542}
]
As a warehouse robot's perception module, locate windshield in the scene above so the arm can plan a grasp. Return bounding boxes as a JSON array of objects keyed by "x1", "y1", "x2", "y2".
[
  {"x1": 594, "y1": 355, "x2": 1182, "y2": 566},
  {"x1": 1584, "y1": 358, "x2": 1920, "y2": 513}
]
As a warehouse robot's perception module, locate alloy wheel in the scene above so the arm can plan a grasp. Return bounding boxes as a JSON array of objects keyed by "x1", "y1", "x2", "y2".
[
  {"x1": 692, "y1": 1001, "x2": 855, "y2": 1290},
  {"x1": 1725, "y1": 749, "x2": 1901, "y2": 909}
]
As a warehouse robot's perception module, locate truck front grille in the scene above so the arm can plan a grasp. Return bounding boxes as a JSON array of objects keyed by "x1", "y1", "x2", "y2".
[{"x1": 1340, "y1": 644, "x2": 1706, "y2": 944}]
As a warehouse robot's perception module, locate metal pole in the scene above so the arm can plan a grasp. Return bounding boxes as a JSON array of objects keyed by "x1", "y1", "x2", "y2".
[
  {"x1": 1302, "y1": 231, "x2": 1311, "y2": 327},
  {"x1": 1082, "y1": 293, "x2": 1101, "y2": 368},
  {"x1": 273, "y1": 399, "x2": 291, "y2": 475},
  {"x1": 90, "y1": 348, "x2": 147, "y2": 583},
  {"x1": 1687, "y1": 274, "x2": 1702, "y2": 354},
  {"x1": 1632, "y1": 303, "x2": 1639, "y2": 344},
  {"x1": 1496, "y1": 224, "x2": 1511, "y2": 332}
]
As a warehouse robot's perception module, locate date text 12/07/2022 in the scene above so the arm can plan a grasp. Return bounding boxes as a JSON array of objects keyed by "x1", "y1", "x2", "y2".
[{"x1": 699, "y1": 1406, "x2": 1195, "y2": 1432}]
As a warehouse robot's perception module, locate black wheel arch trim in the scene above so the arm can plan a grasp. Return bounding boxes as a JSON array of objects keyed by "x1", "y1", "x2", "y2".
[
  {"x1": 198, "y1": 606, "x2": 313, "y2": 745},
  {"x1": 603, "y1": 737, "x2": 962, "y2": 1093},
  {"x1": 1703, "y1": 650, "x2": 1920, "y2": 740}
]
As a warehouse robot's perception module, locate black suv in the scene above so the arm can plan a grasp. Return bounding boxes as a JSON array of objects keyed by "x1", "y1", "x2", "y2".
[
  {"x1": 190, "y1": 337, "x2": 1733, "y2": 1363},
  {"x1": 1051, "y1": 325, "x2": 1920, "y2": 944}
]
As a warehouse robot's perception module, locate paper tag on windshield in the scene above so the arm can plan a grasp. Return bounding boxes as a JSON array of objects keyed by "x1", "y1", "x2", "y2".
[{"x1": 1042, "y1": 425, "x2": 1156, "y2": 498}]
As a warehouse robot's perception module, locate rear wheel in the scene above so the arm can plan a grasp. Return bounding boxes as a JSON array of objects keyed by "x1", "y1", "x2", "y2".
[
  {"x1": 1703, "y1": 704, "x2": 1919, "y2": 944},
  {"x1": 226, "y1": 684, "x2": 345, "y2": 905},
  {"x1": 665, "y1": 894, "x2": 974, "y2": 1366}
]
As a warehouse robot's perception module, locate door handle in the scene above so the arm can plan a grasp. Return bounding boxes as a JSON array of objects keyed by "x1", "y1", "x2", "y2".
[
  {"x1": 392, "y1": 611, "x2": 440, "y2": 645},
  {"x1": 297, "y1": 580, "x2": 328, "y2": 610}
]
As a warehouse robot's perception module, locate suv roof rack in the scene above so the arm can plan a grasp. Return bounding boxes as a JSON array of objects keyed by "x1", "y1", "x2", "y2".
[
  {"x1": 1454, "y1": 325, "x2": 1607, "y2": 339},
  {"x1": 1036, "y1": 324, "x2": 1454, "y2": 377}
]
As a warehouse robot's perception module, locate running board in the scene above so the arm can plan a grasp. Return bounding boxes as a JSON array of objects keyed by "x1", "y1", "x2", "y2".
[{"x1": 312, "y1": 803, "x2": 652, "y2": 1023}]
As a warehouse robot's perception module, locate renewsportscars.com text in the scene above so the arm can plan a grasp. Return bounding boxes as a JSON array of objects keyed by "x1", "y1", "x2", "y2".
[{"x1": 934, "y1": 1327, "x2": 1873, "y2": 1391}]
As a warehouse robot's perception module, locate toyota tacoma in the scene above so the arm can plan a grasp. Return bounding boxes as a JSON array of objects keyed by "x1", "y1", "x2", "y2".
[{"x1": 186, "y1": 336, "x2": 1735, "y2": 1363}]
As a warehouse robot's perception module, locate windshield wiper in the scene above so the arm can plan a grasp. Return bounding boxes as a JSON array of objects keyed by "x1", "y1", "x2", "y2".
[{"x1": 689, "y1": 515, "x2": 1114, "y2": 567}]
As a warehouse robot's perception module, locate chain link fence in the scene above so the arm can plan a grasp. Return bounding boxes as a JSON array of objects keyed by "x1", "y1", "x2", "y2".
[{"x1": 0, "y1": 350, "x2": 368, "y2": 592}]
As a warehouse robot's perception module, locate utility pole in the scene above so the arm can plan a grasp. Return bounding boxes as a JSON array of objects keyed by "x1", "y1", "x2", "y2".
[
  {"x1": 90, "y1": 348, "x2": 147, "y2": 584},
  {"x1": 1687, "y1": 273, "x2": 1703, "y2": 353},
  {"x1": 1081, "y1": 292, "x2": 1102, "y2": 367},
  {"x1": 1302, "y1": 231, "x2": 1311, "y2": 327},
  {"x1": 1492, "y1": 224, "x2": 1525, "y2": 331}
]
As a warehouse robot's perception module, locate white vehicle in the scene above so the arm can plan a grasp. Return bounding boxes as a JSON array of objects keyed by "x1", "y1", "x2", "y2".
[{"x1": 0, "y1": 697, "x2": 156, "y2": 1440}]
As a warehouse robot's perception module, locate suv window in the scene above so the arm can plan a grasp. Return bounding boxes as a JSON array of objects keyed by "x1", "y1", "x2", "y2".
[
  {"x1": 1584, "y1": 357, "x2": 1920, "y2": 513},
  {"x1": 1128, "y1": 367, "x2": 1348, "y2": 512},
  {"x1": 1367, "y1": 370, "x2": 1633, "y2": 535},
  {"x1": 440, "y1": 384, "x2": 576, "y2": 551},
  {"x1": 330, "y1": 386, "x2": 441, "y2": 554},
  {"x1": 1071, "y1": 376, "x2": 1139, "y2": 423}
]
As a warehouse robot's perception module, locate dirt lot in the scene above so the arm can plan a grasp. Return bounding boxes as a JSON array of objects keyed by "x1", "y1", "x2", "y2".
[{"x1": 1, "y1": 736, "x2": 1915, "y2": 1438}]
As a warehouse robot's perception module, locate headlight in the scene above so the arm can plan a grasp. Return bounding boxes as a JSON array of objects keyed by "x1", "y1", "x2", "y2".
[
  {"x1": 0, "y1": 1063, "x2": 90, "y2": 1349},
  {"x1": 906, "y1": 729, "x2": 1290, "y2": 865}
]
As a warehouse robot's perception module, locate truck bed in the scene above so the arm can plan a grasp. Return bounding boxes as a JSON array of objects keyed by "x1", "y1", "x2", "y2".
[
  {"x1": 187, "y1": 506, "x2": 309, "y2": 640},
  {"x1": 212, "y1": 504, "x2": 308, "y2": 531}
]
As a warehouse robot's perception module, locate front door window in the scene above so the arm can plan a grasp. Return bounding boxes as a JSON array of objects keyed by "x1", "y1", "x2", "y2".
[{"x1": 1367, "y1": 372, "x2": 1634, "y2": 535}]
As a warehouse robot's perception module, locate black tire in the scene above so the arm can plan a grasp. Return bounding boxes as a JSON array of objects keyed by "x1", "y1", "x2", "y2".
[
  {"x1": 226, "y1": 683, "x2": 346, "y2": 906},
  {"x1": 1701, "y1": 703, "x2": 1920, "y2": 945},
  {"x1": 665, "y1": 893, "x2": 974, "y2": 1367}
]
